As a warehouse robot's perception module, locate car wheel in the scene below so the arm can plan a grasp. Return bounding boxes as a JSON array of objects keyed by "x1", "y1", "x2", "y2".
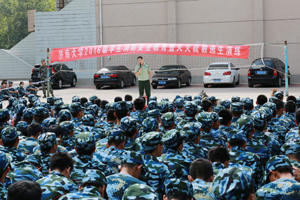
[
  {"x1": 152, "y1": 85, "x2": 157, "y2": 89},
  {"x1": 248, "y1": 82, "x2": 253, "y2": 87},
  {"x1": 131, "y1": 77, "x2": 136, "y2": 86},
  {"x1": 231, "y1": 78, "x2": 236, "y2": 87},
  {"x1": 96, "y1": 85, "x2": 102, "y2": 89},
  {"x1": 275, "y1": 77, "x2": 282, "y2": 87},
  {"x1": 236, "y1": 75, "x2": 240, "y2": 85},
  {"x1": 71, "y1": 77, "x2": 76, "y2": 87},
  {"x1": 176, "y1": 79, "x2": 181, "y2": 88},
  {"x1": 186, "y1": 77, "x2": 191, "y2": 86},
  {"x1": 58, "y1": 79, "x2": 62, "y2": 89},
  {"x1": 204, "y1": 84, "x2": 208, "y2": 88},
  {"x1": 119, "y1": 79, "x2": 124, "y2": 88}
]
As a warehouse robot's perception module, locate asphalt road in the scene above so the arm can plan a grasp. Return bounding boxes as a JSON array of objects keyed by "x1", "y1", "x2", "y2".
[{"x1": 8, "y1": 83, "x2": 298, "y2": 106}]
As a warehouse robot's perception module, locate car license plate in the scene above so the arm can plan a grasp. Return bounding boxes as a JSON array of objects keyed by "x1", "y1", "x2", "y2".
[
  {"x1": 159, "y1": 81, "x2": 166, "y2": 84},
  {"x1": 101, "y1": 75, "x2": 109, "y2": 78},
  {"x1": 213, "y1": 79, "x2": 221, "y2": 82},
  {"x1": 257, "y1": 71, "x2": 266, "y2": 75}
]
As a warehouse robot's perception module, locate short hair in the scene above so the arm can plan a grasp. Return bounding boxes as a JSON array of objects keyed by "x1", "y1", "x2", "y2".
[
  {"x1": 232, "y1": 110, "x2": 243, "y2": 116},
  {"x1": 80, "y1": 97, "x2": 88, "y2": 106},
  {"x1": 285, "y1": 100, "x2": 296, "y2": 113},
  {"x1": 287, "y1": 95, "x2": 297, "y2": 103},
  {"x1": 190, "y1": 158, "x2": 213, "y2": 181},
  {"x1": 125, "y1": 94, "x2": 132, "y2": 101},
  {"x1": 296, "y1": 109, "x2": 300, "y2": 123},
  {"x1": 114, "y1": 97, "x2": 122, "y2": 102},
  {"x1": 17, "y1": 126, "x2": 27, "y2": 137},
  {"x1": 201, "y1": 100, "x2": 212, "y2": 112},
  {"x1": 134, "y1": 98, "x2": 145, "y2": 110},
  {"x1": 48, "y1": 125, "x2": 64, "y2": 138},
  {"x1": 273, "y1": 99, "x2": 284, "y2": 111},
  {"x1": 166, "y1": 194, "x2": 192, "y2": 200},
  {"x1": 228, "y1": 139, "x2": 246, "y2": 148},
  {"x1": 100, "y1": 100, "x2": 108, "y2": 109},
  {"x1": 7, "y1": 180, "x2": 42, "y2": 200},
  {"x1": 137, "y1": 56, "x2": 143, "y2": 60},
  {"x1": 27, "y1": 123, "x2": 43, "y2": 137},
  {"x1": 121, "y1": 163, "x2": 140, "y2": 169},
  {"x1": 107, "y1": 109, "x2": 116, "y2": 121},
  {"x1": 266, "y1": 166, "x2": 293, "y2": 184},
  {"x1": 219, "y1": 109, "x2": 232, "y2": 125},
  {"x1": 208, "y1": 146, "x2": 230, "y2": 163},
  {"x1": 82, "y1": 181, "x2": 104, "y2": 189},
  {"x1": 3, "y1": 138, "x2": 18, "y2": 147},
  {"x1": 19, "y1": 81, "x2": 24, "y2": 85},
  {"x1": 33, "y1": 115, "x2": 44, "y2": 123},
  {"x1": 94, "y1": 98, "x2": 101, "y2": 107},
  {"x1": 76, "y1": 147, "x2": 95, "y2": 156},
  {"x1": 115, "y1": 109, "x2": 128, "y2": 120},
  {"x1": 49, "y1": 152, "x2": 74, "y2": 172},
  {"x1": 257, "y1": 95, "x2": 268, "y2": 105},
  {"x1": 108, "y1": 139, "x2": 124, "y2": 147}
]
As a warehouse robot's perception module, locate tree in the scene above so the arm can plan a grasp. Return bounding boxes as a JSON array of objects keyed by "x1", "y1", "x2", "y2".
[{"x1": 0, "y1": 0, "x2": 56, "y2": 49}]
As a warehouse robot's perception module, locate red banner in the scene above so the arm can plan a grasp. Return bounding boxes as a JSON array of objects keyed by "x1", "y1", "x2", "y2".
[{"x1": 50, "y1": 43, "x2": 250, "y2": 63}]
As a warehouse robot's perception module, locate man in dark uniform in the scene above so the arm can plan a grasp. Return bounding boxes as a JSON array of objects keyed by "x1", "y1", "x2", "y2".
[
  {"x1": 40, "y1": 59, "x2": 54, "y2": 98},
  {"x1": 26, "y1": 79, "x2": 40, "y2": 97}
]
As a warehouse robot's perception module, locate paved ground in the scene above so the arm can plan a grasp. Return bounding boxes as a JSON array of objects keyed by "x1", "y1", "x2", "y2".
[{"x1": 3, "y1": 82, "x2": 299, "y2": 107}]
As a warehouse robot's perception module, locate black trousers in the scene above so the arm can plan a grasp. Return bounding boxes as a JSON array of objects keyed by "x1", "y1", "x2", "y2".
[{"x1": 138, "y1": 80, "x2": 151, "y2": 103}]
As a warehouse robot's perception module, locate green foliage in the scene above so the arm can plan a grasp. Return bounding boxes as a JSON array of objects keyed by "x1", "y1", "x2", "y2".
[{"x1": 0, "y1": 0, "x2": 56, "y2": 49}]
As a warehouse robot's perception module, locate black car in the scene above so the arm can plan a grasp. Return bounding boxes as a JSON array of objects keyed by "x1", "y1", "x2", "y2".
[
  {"x1": 31, "y1": 63, "x2": 77, "y2": 89},
  {"x1": 152, "y1": 65, "x2": 192, "y2": 89},
  {"x1": 93, "y1": 65, "x2": 136, "y2": 89},
  {"x1": 248, "y1": 57, "x2": 290, "y2": 87}
]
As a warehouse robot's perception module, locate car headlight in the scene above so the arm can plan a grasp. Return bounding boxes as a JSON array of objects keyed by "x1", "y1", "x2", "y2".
[
  {"x1": 152, "y1": 78, "x2": 158, "y2": 81},
  {"x1": 168, "y1": 78, "x2": 177, "y2": 80}
]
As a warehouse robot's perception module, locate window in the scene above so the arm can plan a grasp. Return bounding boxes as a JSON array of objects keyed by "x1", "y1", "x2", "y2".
[{"x1": 62, "y1": 65, "x2": 69, "y2": 70}]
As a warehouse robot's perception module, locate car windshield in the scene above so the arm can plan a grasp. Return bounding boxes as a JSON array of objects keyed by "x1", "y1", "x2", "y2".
[
  {"x1": 208, "y1": 64, "x2": 229, "y2": 70},
  {"x1": 158, "y1": 66, "x2": 180, "y2": 74},
  {"x1": 251, "y1": 60, "x2": 274, "y2": 69},
  {"x1": 103, "y1": 66, "x2": 119, "y2": 70}
]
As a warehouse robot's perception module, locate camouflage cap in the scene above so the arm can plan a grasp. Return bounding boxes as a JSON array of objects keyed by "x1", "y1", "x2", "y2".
[
  {"x1": 220, "y1": 100, "x2": 231, "y2": 109},
  {"x1": 121, "y1": 116, "x2": 138, "y2": 133},
  {"x1": 251, "y1": 111, "x2": 266, "y2": 127},
  {"x1": 269, "y1": 96, "x2": 277, "y2": 103},
  {"x1": 184, "y1": 95, "x2": 192, "y2": 102},
  {"x1": 167, "y1": 101, "x2": 175, "y2": 112},
  {"x1": 194, "y1": 99, "x2": 201, "y2": 106},
  {"x1": 59, "y1": 121, "x2": 74, "y2": 134},
  {"x1": 149, "y1": 96, "x2": 157, "y2": 101},
  {"x1": 264, "y1": 155, "x2": 292, "y2": 183},
  {"x1": 227, "y1": 131, "x2": 247, "y2": 143},
  {"x1": 107, "y1": 128, "x2": 126, "y2": 141},
  {"x1": 161, "y1": 98, "x2": 169, "y2": 102},
  {"x1": 181, "y1": 122, "x2": 201, "y2": 141},
  {"x1": 241, "y1": 98, "x2": 253, "y2": 108},
  {"x1": 84, "y1": 108, "x2": 95, "y2": 116},
  {"x1": 27, "y1": 94, "x2": 35, "y2": 102},
  {"x1": 89, "y1": 95, "x2": 98, "y2": 102},
  {"x1": 72, "y1": 96, "x2": 80, "y2": 103},
  {"x1": 165, "y1": 178, "x2": 193, "y2": 198},
  {"x1": 42, "y1": 118, "x2": 57, "y2": 130},
  {"x1": 281, "y1": 141, "x2": 300, "y2": 155},
  {"x1": 47, "y1": 97, "x2": 55, "y2": 104},
  {"x1": 83, "y1": 102, "x2": 93, "y2": 108},
  {"x1": 75, "y1": 132, "x2": 95, "y2": 150},
  {"x1": 0, "y1": 151, "x2": 12, "y2": 174},
  {"x1": 1, "y1": 126, "x2": 18, "y2": 143},
  {"x1": 157, "y1": 101, "x2": 168, "y2": 113},
  {"x1": 122, "y1": 151, "x2": 143, "y2": 165},
  {"x1": 8, "y1": 97, "x2": 16, "y2": 104},
  {"x1": 142, "y1": 118, "x2": 159, "y2": 133},
  {"x1": 82, "y1": 169, "x2": 107, "y2": 186},
  {"x1": 162, "y1": 129, "x2": 183, "y2": 148},
  {"x1": 0, "y1": 109, "x2": 9, "y2": 119},
  {"x1": 213, "y1": 167, "x2": 251, "y2": 200},
  {"x1": 231, "y1": 102, "x2": 243, "y2": 112},
  {"x1": 23, "y1": 108, "x2": 33, "y2": 118},
  {"x1": 263, "y1": 102, "x2": 276, "y2": 113},
  {"x1": 115, "y1": 101, "x2": 128, "y2": 111},
  {"x1": 183, "y1": 101, "x2": 198, "y2": 116},
  {"x1": 126, "y1": 102, "x2": 133, "y2": 110},
  {"x1": 231, "y1": 96, "x2": 240, "y2": 103},
  {"x1": 58, "y1": 109, "x2": 72, "y2": 121},
  {"x1": 70, "y1": 103, "x2": 83, "y2": 113},
  {"x1": 161, "y1": 112, "x2": 175, "y2": 127},
  {"x1": 16, "y1": 104, "x2": 26, "y2": 115},
  {"x1": 54, "y1": 100, "x2": 63, "y2": 109},
  {"x1": 141, "y1": 132, "x2": 162, "y2": 151},
  {"x1": 60, "y1": 104, "x2": 69, "y2": 110},
  {"x1": 54, "y1": 97, "x2": 63, "y2": 102},
  {"x1": 105, "y1": 102, "x2": 114, "y2": 111},
  {"x1": 211, "y1": 112, "x2": 220, "y2": 123},
  {"x1": 196, "y1": 112, "x2": 213, "y2": 128},
  {"x1": 33, "y1": 107, "x2": 45, "y2": 116},
  {"x1": 82, "y1": 114, "x2": 95, "y2": 126},
  {"x1": 122, "y1": 184, "x2": 158, "y2": 200},
  {"x1": 147, "y1": 109, "x2": 161, "y2": 119},
  {"x1": 18, "y1": 98, "x2": 27, "y2": 105},
  {"x1": 194, "y1": 95, "x2": 202, "y2": 101},
  {"x1": 213, "y1": 105, "x2": 225, "y2": 114},
  {"x1": 259, "y1": 107, "x2": 273, "y2": 121},
  {"x1": 208, "y1": 96, "x2": 218, "y2": 102},
  {"x1": 16, "y1": 121, "x2": 28, "y2": 130},
  {"x1": 25, "y1": 154, "x2": 41, "y2": 166},
  {"x1": 33, "y1": 101, "x2": 40, "y2": 108},
  {"x1": 44, "y1": 108, "x2": 50, "y2": 117},
  {"x1": 235, "y1": 116, "x2": 254, "y2": 137},
  {"x1": 38, "y1": 132, "x2": 57, "y2": 150},
  {"x1": 274, "y1": 91, "x2": 284, "y2": 99},
  {"x1": 148, "y1": 100, "x2": 158, "y2": 110},
  {"x1": 174, "y1": 95, "x2": 182, "y2": 101}
]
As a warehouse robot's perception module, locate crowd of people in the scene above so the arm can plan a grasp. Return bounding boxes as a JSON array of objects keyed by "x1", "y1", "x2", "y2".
[
  {"x1": 0, "y1": 88, "x2": 300, "y2": 200},
  {"x1": 0, "y1": 80, "x2": 40, "y2": 99}
]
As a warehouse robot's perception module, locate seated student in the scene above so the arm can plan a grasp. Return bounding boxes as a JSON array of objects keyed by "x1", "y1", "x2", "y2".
[
  {"x1": 253, "y1": 94, "x2": 268, "y2": 110},
  {"x1": 37, "y1": 152, "x2": 77, "y2": 200},
  {"x1": 125, "y1": 94, "x2": 133, "y2": 102},
  {"x1": 7, "y1": 180, "x2": 42, "y2": 200},
  {"x1": 26, "y1": 79, "x2": 40, "y2": 97},
  {"x1": 16, "y1": 81, "x2": 26, "y2": 98},
  {"x1": 164, "y1": 178, "x2": 194, "y2": 200},
  {"x1": 59, "y1": 170, "x2": 107, "y2": 199},
  {"x1": 18, "y1": 123, "x2": 42, "y2": 154},
  {"x1": 106, "y1": 151, "x2": 145, "y2": 200},
  {"x1": 123, "y1": 184, "x2": 158, "y2": 200},
  {"x1": 0, "y1": 152, "x2": 11, "y2": 199},
  {"x1": 283, "y1": 100, "x2": 297, "y2": 128},
  {"x1": 241, "y1": 98, "x2": 254, "y2": 116},
  {"x1": 256, "y1": 155, "x2": 300, "y2": 199},
  {"x1": 218, "y1": 109, "x2": 235, "y2": 135},
  {"x1": 131, "y1": 98, "x2": 148, "y2": 124},
  {"x1": 208, "y1": 146, "x2": 230, "y2": 175},
  {"x1": 188, "y1": 158, "x2": 216, "y2": 200},
  {"x1": 176, "y1": 102, "x2": 198, "y2": 130},
  {"x1": 121, "y1": 116, "x2": 141, "y2": 151},
  {"x1": 7, "y1": 81, "x2": 18, "y2": 98},
  {"x1": 59, "y1": 121, "x2": 75, "y2": 151},
  {"x1": 281, "y1": 141, "x2": 300, "y2": 169},
  {"x1": 161, "y1": 112, "x2": 176, "y2": 135},
  {"x1": 230, "y1": 102, "x2": 243, "y2": 126}
]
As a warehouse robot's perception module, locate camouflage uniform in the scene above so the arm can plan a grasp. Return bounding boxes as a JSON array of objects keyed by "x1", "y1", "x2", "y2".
[
  {"x1": 159, "y1": 129, "x2": 193, "y2": 180},
  {"x1": 220, "y1": 99, "x2": 230, "y2": 109},
  {"x1": 70, "y1": 132, "x2": 113, "y2": 184},
  {"x1": 256, "y1": 155, "x2": 300, "y2": 200},
  {"x1": 176, "y1": 102, "x2": 198, "y2": 130},
  {"x1": 212, "y1": 167, "x2": 252, "y2": 200},
  {"x1": 231, "y1": 96, "x2": 240, "y2": 103},
  {"x1": 70, "y1": 103, "x2": 83, "y2": 128},
  {"x1": 165, "y1": 178, "x2": 193, "y2": 198},
  {"x1": 122, "y1": 184, "x2": 158, "y2": 200},
  {"x1": 192, "y1": 179, "x2": 217, "y2": 200},
  {"x1": 121, "y1": 116, "x2": 141, "y2": 152},
  {"x1": 94, "y1": 128, "x2": 126, "y2": 173},
  {"x1": 281, "y1": 140, "x2": 300, "y2": 168},
  {"x1": 212, "y1": 162, "x2": 226, "y2": 175},
  {"x1": 0, "y1": 109, "x2": 11, "y2": 127},
  {"x1": 160, "y1": 112, "x2": 176, "y2": 137},
  {"x1": 130, "y1": 110, "x2": 148, "y2": 126},
  {"x1": 1, "y1": 127, "x2": 27, "y2": 162},
  {"x1": 139, "y1": 132, "x2": 175, "y2": 198},
  {"x1": 196, "y1": 112, "x2": 226, "y2": 150},
  {"x1": 17, "y1": 133, "x2": 39, "y2": 155},
  {"x1": 59, "y1": 169, "x2": 106, "y2": 200},
  {"x1": 181, "y1": 122, "x2": 208, "y2": 159},
  {"x1": 106, "y1": 151, "x2": 145, "y2": 200},
  {"x1": 60, "y1": 121, "x2": 75, "y2": 151},
  {"x1": 148, "y1": 100, "x2": 158, "y2": 110},
  {"x1": 0, "y1": 151, "x2": 12, "y2": 200},
  {"x1": 140, "y1": 117, "x2": 159, "y2": 136},
  {"x1": 230, "y1": 102, "x2": 243, "y2": 126}
]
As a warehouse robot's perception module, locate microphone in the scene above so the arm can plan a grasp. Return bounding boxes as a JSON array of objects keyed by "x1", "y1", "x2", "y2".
[{"x1": 140, "y1": 63, "x2": 141, "y2": 68}]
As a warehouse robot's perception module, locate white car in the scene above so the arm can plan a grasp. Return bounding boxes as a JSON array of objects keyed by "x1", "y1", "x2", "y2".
[{"x1": 203, "y1": 62, "x2": 240, "y2": 88}]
